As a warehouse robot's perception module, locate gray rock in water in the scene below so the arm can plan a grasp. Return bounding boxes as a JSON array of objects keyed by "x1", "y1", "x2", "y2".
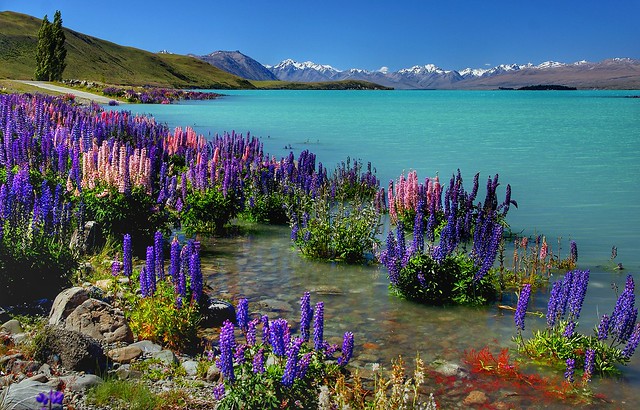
[
  {"x1": 64, "y1": 298, "x2": 133, "y2": 343},
  {"x1": 432, "y1": 360, "x2": 469, "y2": 378},
  {"x1": 1, "y1": 379, "x2": 63, "y2": 410},
  {"x1": 201, "y1": 297, "x2": 235, "y2": 328},
  {"x1": 48, "y1": 287, "x2": 91, "y2": 325},
  {"x1": 35, "y1": 325, "x2": 106, "y2": 373},
  {"x1": 1, "y1": 319, "x2": 23, "y2": 334}
]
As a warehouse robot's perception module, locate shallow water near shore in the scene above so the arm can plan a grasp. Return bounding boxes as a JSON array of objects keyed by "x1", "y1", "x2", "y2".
[{"x1": 121, "y1": 90, "x2": 640, "y2": 407}]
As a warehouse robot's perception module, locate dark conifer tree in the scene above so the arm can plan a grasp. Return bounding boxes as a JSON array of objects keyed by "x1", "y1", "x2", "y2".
[
  {"x1": 51, "y1": 10, "x2": 67, "y2": 81},
  {"x1": 34, "y1": 14, "x2": 52, "y2": 81},
  {"x1": 34, "y1": 10, "x2": 66, "y2": 81}
]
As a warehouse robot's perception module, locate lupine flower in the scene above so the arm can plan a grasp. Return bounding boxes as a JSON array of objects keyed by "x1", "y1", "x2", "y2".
[
  {"x1": 564, "y1": 358, "x2": 575, "y2": 383},
  {"x1": 252, "y1": 348, "x2": 265, "y2": 374},
  {"x1": 514, "y1": 284, "x2": 532, "y2": 332},
  {"x1": 570, "y1": 241, "x2": 578, "y2": 263},
  {"x1": 246, "y1": 318, "x2": 258, "y2": 346},
  {"x1": 217, "y1": 320, "x2": 235, "y2": 382},
  {"x1": 189, "y1": 250, "x2": 202, "y2": 303},
  {"x1": 269, "y1": 319, "x2": 290, "y2": 357},
  {"x1": 597, "y1": 314, "x2": 611, "y2": 341},
  {"x1": 583, "y1": 348, "x2": 595, "y2": 382},
  {"x1": 261, "y1": 314, "x2": 270, "y2": 343},
  {"x1": 622, "y1": 323, "x2": 640, "y2": 358},
  {"x1": 546, "y1": 280, "x2": 563, "y2": 328},
  {"x1": 233, "y1": 344, "x2": 246, "y2": 364},
  {"x1": 236, "y1": 298, "x2": 249, "y2": 332},
  {"x1": 297, "y1": 352, "x2": 313, "y2": 379},
  {"x1": 169, "y1": 237, "x2": 180, "y2": 282},
  {"x1": 213, "y1": 382, "x2": 225, "y2": 400},
  {"x1": 300, "y1": 292, "x2": 312, "y2": 342},
  {"x1": 36, "y1": 390, "x2": 64, "y2": 408},
  {"x1": 123, "y1": 233, "x2": 132, "y2": 277},
  {"x1": 282, "y1": 337, "x2": 303, "y2": 387},
  {"x1": 337, "y1": 331, "x2": 355, "y2": 366},
  {"x1": 139, "y1": 267, "x2": 149, "y2": 297},
  {"x1": 314, "y1": 301, "x2": 324, "y2": 351},
  {"x1": 145, "y1": 246, "x2": 156, "y2": 296},
  {"x1": 563, "y1": 320, "x2": 576, "y2": 338},
  {"x1": 610, "y1": 275, "x2": 637, "y2": 344},
  {"x1": 154, "y1": 231, "x2": 164, "y2": 280}
]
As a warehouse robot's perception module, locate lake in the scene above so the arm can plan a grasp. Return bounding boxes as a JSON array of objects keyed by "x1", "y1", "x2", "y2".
[{"x1": 123, "y1": 90, "x2": 640, "y2": 407}]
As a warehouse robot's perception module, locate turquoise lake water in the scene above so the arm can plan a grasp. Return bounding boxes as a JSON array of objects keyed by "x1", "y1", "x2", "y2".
[{"x1": 122, "y1": 90, "x2": 640, "y2": 407}]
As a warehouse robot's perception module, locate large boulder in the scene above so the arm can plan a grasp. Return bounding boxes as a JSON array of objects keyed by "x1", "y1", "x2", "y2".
[
  {"x1": 35, "y1": 325, "x2": 106, "y2": 373},
  {"x1": 201, "y1": 297, "x2": 235, "y2": 328},
  {"x1": 48, "y1": 287, "x2": 91, "y2": 325},
  {"x1": 69, "y1": 220, "x2": 103, "y2": 255},
  {"x1": 63, "y1": 298, "x2": 133, "y2": 344},
  {"x1": 1, "y1": 379, "x2": 63, "y2": 410}
]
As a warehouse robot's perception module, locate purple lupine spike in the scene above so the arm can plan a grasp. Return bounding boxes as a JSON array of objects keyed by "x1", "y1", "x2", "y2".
[
  {"x1": 154, "y1": 231, "x2": 164, "y2": 280},
  {"x1": 300, "y1": 292, "x2": 312, "y2": 343},
  {"x1": 313, "y1": 301, "x2": 324, "y2": 351},
  {"x1": 246, "y1": 319, "x2": 258, "y2": 346},
  {"x1": 610, "y1": 275, "x2": 637, "y2": 344},
  {"x1": 139, "y1": 266, "x2": 149, "y2": 298},
  {"x1": 568, "y1": 269, "x2": 590, "y2": 321},
  {"x1": 145, "y1": 246, "x2": 156, "y2": 296},
  {"x1": 261, "y1": 315, "x2": 270, "y2": 344},
  {"x1": 252, "y1": 348, "x2": 265, "y2": 374},
  {"x1": 337, "y1": 332, "x2": 355, "y2": 366},
  {"x1": 546, "y1": 280, "x2": 563, "y2": 328},
  {"x1": 236, "y1": 298, "x2": 249, "y2": 332},
  {"x1": 282, "y1": 337, "x2": 304, "y2": 387},
  {"x1": 622, "y1": 323, "x2": 640, "y2": 358},
  {"x1": 570, "y1": 241, "x2": 578, "y2": 263},
  {"x1": 583, "y1": 348, "x2": 595, "y2": 382},
  {"x1": 563, "y1": 320, "x2": 576, "y2": 338},
  {"x1": 189, "y1": 248, "x2": 202, "y2": 303},
  {"x1": 564, "y1": 358, "x2": 575, "y2": 383},
  {"x1": 169, "y1": 237, "x2": 180, "y2": 282},
  {"x1": 514, "y1": 284, "x2": 532, "y2": 332},
  {"x1": 213, "y1": 382, "x2": 225, "y2": 400},
  {"x1": 233, "y1": 344, "x2": 246, "y2": 365},
  {"x1": 269, "y1": 318, "x2": 289, "y2": 357},
  {"x1": 597, "y1": 314, "x2": 610, "y2": 341},
  {"x1": 297, "y1": 352, "x2": 313, "y2": 379},
  {"x1": 216, "y1": 320, "x2": 235, "y2": 383}
]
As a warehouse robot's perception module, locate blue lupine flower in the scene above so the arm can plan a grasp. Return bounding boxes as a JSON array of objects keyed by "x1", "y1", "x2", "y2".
[
  {"x1": 154, "y1": 231, "x2": 164, "y2": 280},
  {"x1": 568, "y1": 269, "x2": 590, "y2": 321},
  {"x1": 610, "y1": 275, "x2": 637, "y2": 344},
  {"x1": 563, "y1": 320, "x2": 576, "y2": 338},
  {"x1": 123, "y1": 234, "x2": 132, "y2": 277},
  {"x1": 145, "y1": 246, "x2": 156, "y2": 296},
  {"x1": 269, "y1": 319, "x2": 289, "y2": 357},
  {"x1": 623, "y1": 323, "x2": 640, "y2": 359},
  {"x1": 564, "y1": 358, "x2": 575, "y2": 383},
  {"x1": 570, "y1": 240, "x2": 578, "y2": 263},
  {"x1": 300, "y1": 292, "x2": 312, "y2": 342},
  {"x1": 252, "y1": 348, "x2": 265, "y2": 374},
  {"x1": 314, "y1": 301, "x2": 324, "y2": 351},
  {"x1": 261, "y1": 315, "x2": 270, "y2": 344},
  {"x1": 583, "y1": 348, "x2": 595, "y2": 382},
  {"x1": 546, "y1": 280, "x2": 563, "y2": 328},
  {"x1": 189, "y1": 250, "x2": 202, "y2": 303},
  {"x1": 282, "y1": 338, "x2": 303, "y2": 387},
  {"x1": 216, "y1": 320, "x2": 235, "y2": 382},
  {"x1": 169, "y1": 237, "x2": 180, "y2": 282},
  {"x1": 338, "y1": 332, "x2": 355, "y2": 366},
  {"x1": 233, "y1": 344, "x2": 246, "y2": 365},
  {"x1": 246, "y1": 319, "x2": 258, "y2": 346},
  {"x1": 514, "y1": 284, "x2": 531, "y2": 332},
  {"x1": 213, "y1": 382, "x2": 225, "y2": 400},
  {"x1": 236, "y1": 298, "x2": 249, "y2": 332},
  {"x1": 597, "y1": 314, "x2": 610, "y2": 341}
]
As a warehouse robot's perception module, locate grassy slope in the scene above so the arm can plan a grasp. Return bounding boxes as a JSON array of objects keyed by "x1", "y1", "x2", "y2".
[{"x1": 0, "y1": 11, "x2": 255, "y2": 89}]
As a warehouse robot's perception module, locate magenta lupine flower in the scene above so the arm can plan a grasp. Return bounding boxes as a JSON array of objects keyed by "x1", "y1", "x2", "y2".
[
  {"x1": 300, "y1": 292, "x2": 312, "y2": 342},
  {"x1": 216, "y1": 320, "x2": 235, "y2": 382},
  {"x1": 313, "y1": 302, "x2": 324, "y2": 351},
  {"x1": 514, "y1": 284, "x2": 532, "y2": 332},
  {"x1": 337, "y1": 332, "x2": 355, "y2": 366},
  {"x1": 122, "y1": 234, "x2": 132, "y2": 277},
  {"x1": 236, "y1": 298, "x2": 249, "y2": 332}
]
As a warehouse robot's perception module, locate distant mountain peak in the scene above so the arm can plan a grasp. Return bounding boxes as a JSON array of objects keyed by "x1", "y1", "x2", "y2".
[{"x1": 194, "y1": 50, "x2": 278, "y2": 81}]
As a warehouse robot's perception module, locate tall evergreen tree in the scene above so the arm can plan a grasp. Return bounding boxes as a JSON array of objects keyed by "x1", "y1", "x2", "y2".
[
  {"x1": 34, "y1": 14, "x2": 53, "y2": 81},
  {"x1": 34, "y1": 10, "x2": 67, "y2": 81},
  {"x1": 51, "y1": 10, "x2": 67, "y2": 81}
]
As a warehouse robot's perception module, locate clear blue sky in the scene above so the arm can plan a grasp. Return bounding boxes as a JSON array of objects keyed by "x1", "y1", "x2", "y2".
[{"x1": 2, "y1": 0, "x2": 639, "y2": 71}]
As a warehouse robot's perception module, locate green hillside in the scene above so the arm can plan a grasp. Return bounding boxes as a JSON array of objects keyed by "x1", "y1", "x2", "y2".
[{"x1": 0, "y1": 11, "x2": 255, "y2": 89}]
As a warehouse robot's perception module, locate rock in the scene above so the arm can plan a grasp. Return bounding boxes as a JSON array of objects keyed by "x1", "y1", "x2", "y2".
[
  {"x1": 201, "y1": 298, "x2": 235, "y2": 328},
  {"x1": 206, "y1": 364, "x2": 221, "y2": 382},
  {"x1": 1, "y1": 379, "x2": 62, "y2": 410},
  {"x1": 432, "y1": 360, "x2": 469, "y2": 378},
  {"x1": 1, "y1": 319, "x2": 23, "y2": 334},
  {"x1": 114, "y1": 365, "x2": 143, "y2": 380},
  {"x1": 64, "y1": 298, "x2": 133, "y2": 343},
  {"x1": 130, "y1": 340, "x2": 162, "y2": 354},
  {"x1": 181, "y1": 360, "x2": 199, "y2": 377},
  {"x1": 258, "y1": 299, "x2": 293, "y2": 313},
  {"x1": 69, "y1": 220, "x2": 103, "y2": 255},
  {"x1": 39, "y1": 363, "x2": 52, "y2": 378},
  {"x1": 94, "y1": 279, "x2": 113, "y2": 292},
  {"x1": 463, "y1": 390, "x2": 488, "y2": 406},
  {"x1": 48, "y1": 287, "x2": 91, "y2": 325},
  {"x1": 152, "y1": 349, "x2": 178, "y2": 366},
  {"x1": 27, "y1": 373, "x2": 49, "y2": 383},
  {"x1": 35, "y1": 325, "x2": 106, "y2": 373},
  {"x1": 8, "y1": 359, "x2": 41, "y2": 375},
  {"x1": 107, "y1": 346, "x2": 143, "y2": 364},
  {"x1": 60, "y1": 374, "x2": 104, "y2": 391}
]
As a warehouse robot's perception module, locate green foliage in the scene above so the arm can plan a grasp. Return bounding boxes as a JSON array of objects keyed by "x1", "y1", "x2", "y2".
[
  {"x1": 126, "y1": 279, "x2": 200, "y2": 352},
  {"x1": 85, "y1": 379, "x2": 158, "y2": 410},
  {"x1": 0, "y1": 225, "x2": 77, "y2": 305},
  {"x1": 50, "y1": 10, "x2": 66, "y2": 81},
  {"x1": 394, "y1": 252, "x2": 497, "y2": 306},
  {"x1": 217, "y1": 346, "x2": 341, "y2": 409},
  {"x1": 292, "y1": 194, "x2": 381, "y2": 263},
  {"x1": 82, "y1": 185, "x2": 171, "y2": 251},
  {"x1": 517, "y1": 321, "x2": 628, "y2": 376},
  {"x1": 181, "y1": 187, "x2": 241, "y2": 235}
]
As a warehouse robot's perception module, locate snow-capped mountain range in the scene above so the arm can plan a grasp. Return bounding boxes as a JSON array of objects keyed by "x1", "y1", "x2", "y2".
[
  {"x1": 195, "y1": 51, "x2": 640, "y2": 89},
  {"x1": 265, "y1": 58, "x2": 640, "y2": 89}
]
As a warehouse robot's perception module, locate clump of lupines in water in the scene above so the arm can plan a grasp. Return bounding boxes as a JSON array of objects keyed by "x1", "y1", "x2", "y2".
[
  {"x1": 212, "y1": 293, "x2": 353, "y2": 408},
  {"x1": 515, "y1": 271, "x2": 640, "y2": 376},
  {"x1": 380, "y1": 171, "x2": 515, "y2": 305}
]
